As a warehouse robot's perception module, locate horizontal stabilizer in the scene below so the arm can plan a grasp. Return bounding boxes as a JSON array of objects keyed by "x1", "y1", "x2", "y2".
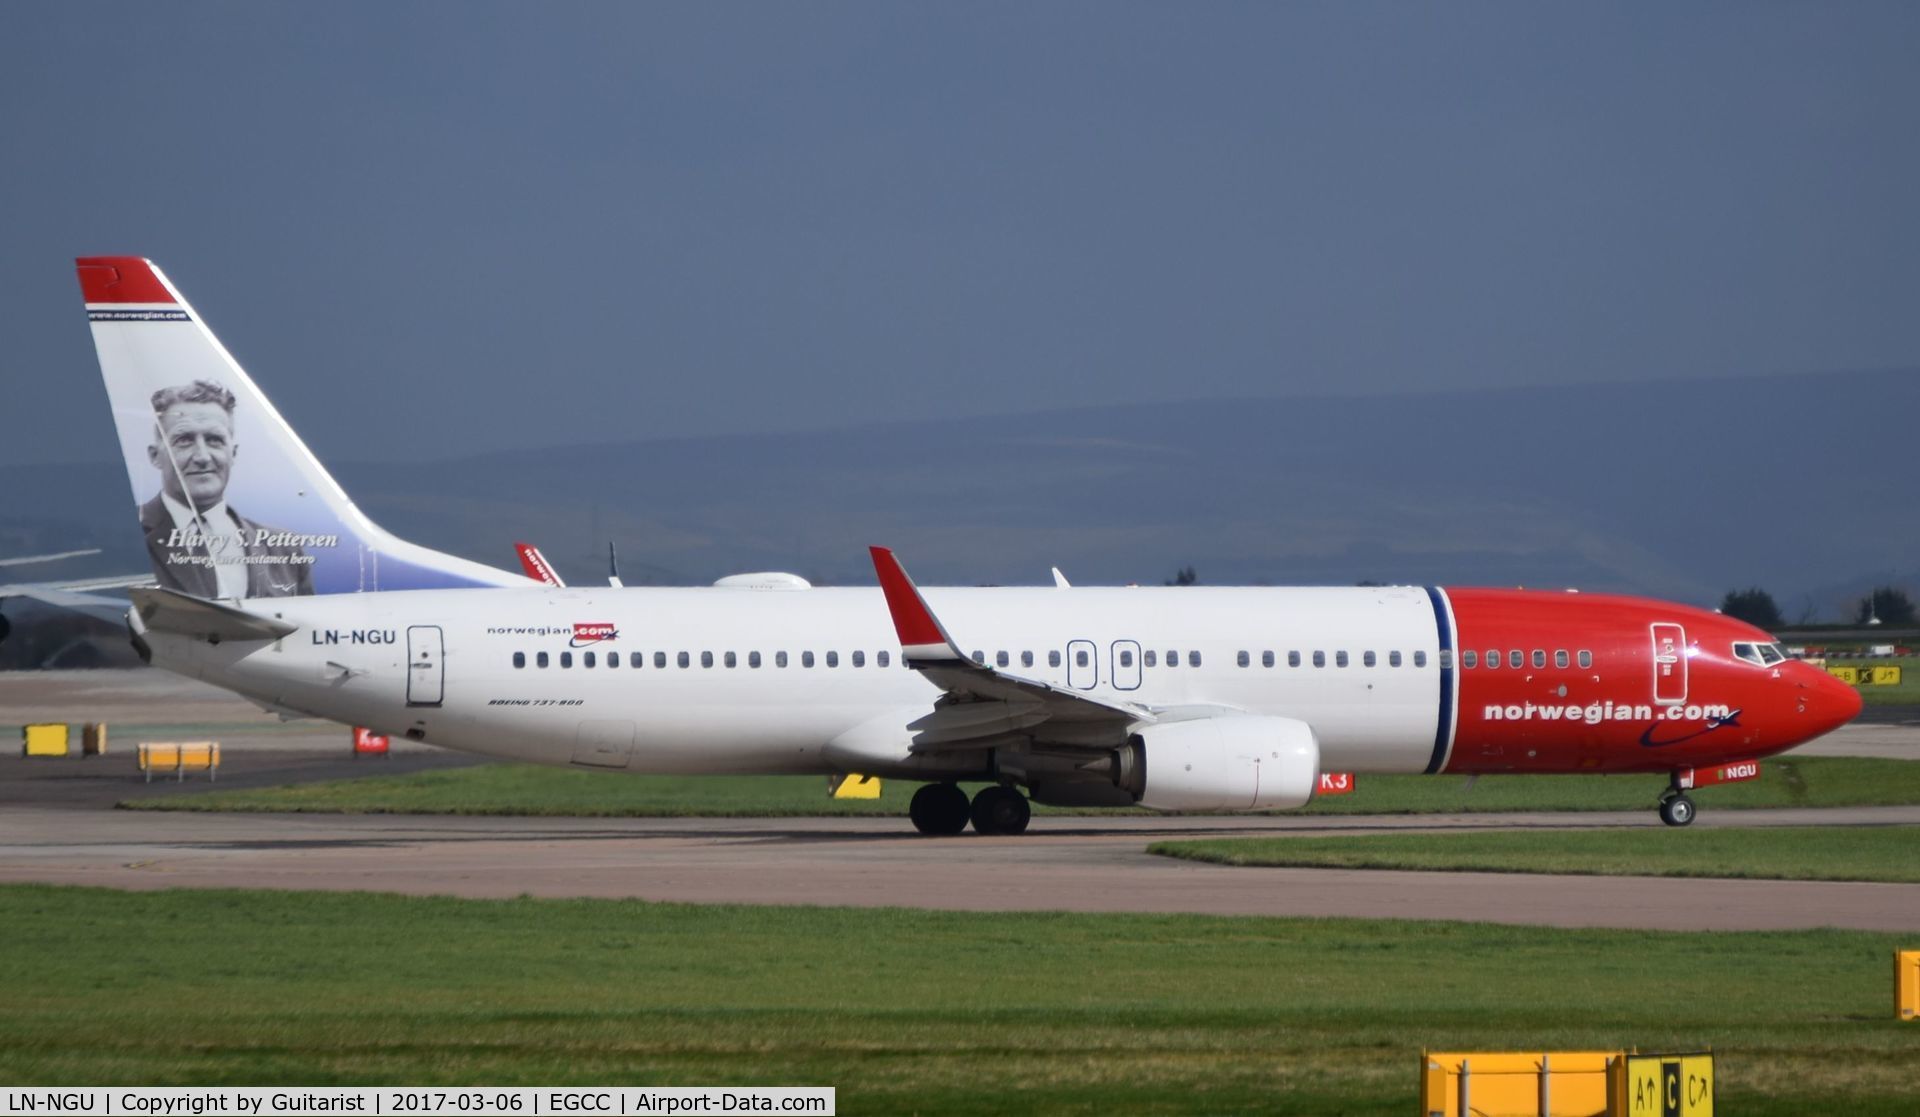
[{"x1": 130, "y1": 586, "x2": 298, "y2": 643}]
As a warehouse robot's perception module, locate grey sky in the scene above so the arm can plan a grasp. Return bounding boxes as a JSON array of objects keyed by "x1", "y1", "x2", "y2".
[{"x1": 4, "y1": 3, "x2": 1917, "y2": 467}]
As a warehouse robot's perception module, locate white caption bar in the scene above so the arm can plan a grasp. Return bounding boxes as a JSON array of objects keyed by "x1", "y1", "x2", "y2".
[{"x1": 0, "y1": 1088, "x2": 834, "y2": 1116}]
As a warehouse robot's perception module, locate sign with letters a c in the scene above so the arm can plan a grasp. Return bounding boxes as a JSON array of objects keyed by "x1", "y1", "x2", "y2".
[{"x1": 1623, "y1": 1052, "x2": 1713, "y2": 1117}]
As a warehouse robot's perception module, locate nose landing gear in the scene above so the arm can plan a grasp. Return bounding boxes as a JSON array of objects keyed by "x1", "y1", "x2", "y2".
[
  {"x1": 1657, "y1": 770, "x2": 1697, "y2": 827},
  {"x1": 1657, "y1": 792, "x2": 1696, "y2": 827}
]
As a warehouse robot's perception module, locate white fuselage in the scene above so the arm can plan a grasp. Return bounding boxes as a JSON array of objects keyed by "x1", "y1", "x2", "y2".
[{"x1": 151, "y1": 583, "x2": 1453, "y2": 778}]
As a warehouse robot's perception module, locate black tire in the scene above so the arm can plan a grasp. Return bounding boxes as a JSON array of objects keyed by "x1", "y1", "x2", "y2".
[
  {"x1": 970, "y1": 785, "x2": 1032, "y2": 835},
  {"x1": 1659, "y1": 794, "x2": 1696, "y2": 827},
  {"x1": 909, "y1": 782, "x2": 970, "y2": 836}
]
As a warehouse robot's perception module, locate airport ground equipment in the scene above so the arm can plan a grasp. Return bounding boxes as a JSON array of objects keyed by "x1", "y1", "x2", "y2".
[
  {"x1": 1421, "y1": 1050, "x2": 1618, "y2": 1117},
  {"x1": 138, "y1": 741, "x2": 220, "y2": 782},
  {"x1": 21, "y1": 723, "x2": 69, "y2": 757},
  {"x1": 81, "y1": 722, "x2": 107, "y2": 755},
  {"x1": 828, "y1": 773, "x2": 881, "y2": 799},
  {"x1": 352, "y1": 726, "x2": 390, "y2": 757},
  {"x1": 1900, "y1": 951, "x2": 1920, "y2": 1021}
]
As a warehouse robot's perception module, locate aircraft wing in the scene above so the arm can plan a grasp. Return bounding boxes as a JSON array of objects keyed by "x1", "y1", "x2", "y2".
[
  {"x1": 0, "y1": 551, "x2": 153, "y2": 632},
  {"x1": 869, "y1": 546, "x2": 1150, "y2": 752}
]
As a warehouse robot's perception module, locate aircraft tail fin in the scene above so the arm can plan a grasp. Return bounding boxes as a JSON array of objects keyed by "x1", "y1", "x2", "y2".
[{"x1": 76, "y1": 257, "x2": 526, "y2": 599}]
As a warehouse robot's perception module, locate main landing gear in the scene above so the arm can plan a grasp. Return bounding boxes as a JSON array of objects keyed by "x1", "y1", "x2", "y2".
[
  {"x1": 909, "y1": 782, "x2": 1031, "y2": 836},
  {"x1": 1657, "y1": 775, "x2": 1697, "y2": 828}
]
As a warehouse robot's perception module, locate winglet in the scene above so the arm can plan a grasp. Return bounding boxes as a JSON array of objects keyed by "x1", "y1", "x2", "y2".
[
  {"x1": 514, "y1": 542, "x2": 565, "y2": 587},
  {"x1": 869, "y1": 546, "x2": 966, "y2": 662}
]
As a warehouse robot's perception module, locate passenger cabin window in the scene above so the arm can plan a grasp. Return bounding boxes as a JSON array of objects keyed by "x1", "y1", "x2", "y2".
[
  {"x1": 1288, "y1": 651, "x2": 1301, "y2": 668},
  {"x1": 1076, "y1": 649, "x2": 1091, "y2": 668},
  {"x1": 776, "y1": 651, "x2": 788, "y2": 668},
  {"x1": 1335, "y1": 651, "x2": 1349, "y2": 667},
  {"x1": 1578, "y1": 650, "x2": 1593, "y2": 668},
  {"x1": 826, "y1": 651, "x2": 840, "y2": 668},
  {"x1": 1262, "y1": 651, "x2": 1275, "y2": 668},
  {"x1": 1438, "y1": 650, "x2": 1452, "y2": 669},
  {"x1": 972, "y1": 650, "x2": 985, "y2": 664},
  {"x1": 1396, "y1": 650, "x2": 1409, "y2": 668},
  {"x1": 537, "y1": 652, "x2": 549, "y2": 668},
  {"x1": 1021, "y1": 651, "x2": 1034, "y2": 668},
  {"x1": 1554, "y1": 650, "x2": 1569, "y2": 668},
  {"x1": 631, "y1": 652, "x2": 643, "y2": 668},
  {"x1": 561, "y1": 652, "x2": 573, "y2": 668},
  {"x1": 1049, "y1": 650, "x2": 1063, "y2": 668},
  {"x1": 513, "y1": 652, "x2": 525, "y2": 669},
  {"x1": 878, "y1": 651, "x2": 890, "y2": 668},
  {"x1": 1509, "y1": 650, "x2": 1523, "y2": 669},
  {"x1": 1144, "y1": 650, "x2": 1157, "y2": 668},
  {"x1": 996, "y1": 651, "x2": 1009, "y2": 668},
  {"x1": 722, "y1": 651, "x2": 736, "y2": 668},
  {"x1": 678, "y1": 652, "x2": 691, "y2": 668},
  {"x1": 606, "y1": 652, "x2": 617, "y2": 669},
  {"x1": 1188, "y1": 651, "x2": 1201, "y2": 667},
  {"x1": 802, "y1": 651, "x2": 815, "y2": 668},
  {"x1": 655, "y1": 652, "x2": 668, "y2": 669},
  {"x1": 1167, "y1": 651, "x2": 1179, "y2": 668},
  {"x1": 1532, "y1": 650, "x2": 1546, "y2": 669},
  {"x1": 749, "y1": 651, "x2": 762, "y2": 668},
  {"x1": 853, "y1": 651, "x2": 866, "y2": 668},
  {"x1": 583, "y1": 651, "x2": 596, "y2": 668},
  {"x1": 1363, "y1": 650, "x2": 1376, "y2": 667},
  {"x1": 1312, "y1": 651, "x2": 1326, "y2": 668},
  {"x1": 1237, "y1": 651, "x2": 1250, "y2": 668},
  {"x1": 1413, "y1": 651, "x2": 1428, "y2": 668},
  {"x1": 701, "y1": 651, "x2": 714, "y2": 668},
  {"x1": 1120, "y1": 649, "x2": 1135, "y2": 667},
  {"x1": 1486, "y1": 649, "x2": 1499, "y2": 669}
]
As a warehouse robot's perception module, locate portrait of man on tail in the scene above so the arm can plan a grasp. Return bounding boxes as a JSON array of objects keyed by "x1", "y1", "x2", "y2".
[{"x1": 138, "y1": 378, "x2": 315, "y2": 598}]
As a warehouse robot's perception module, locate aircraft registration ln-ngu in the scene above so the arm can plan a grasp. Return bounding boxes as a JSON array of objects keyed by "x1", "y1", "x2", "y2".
[{"x1": 76, "y1": 256, "x2": 1863, "y2": 834}]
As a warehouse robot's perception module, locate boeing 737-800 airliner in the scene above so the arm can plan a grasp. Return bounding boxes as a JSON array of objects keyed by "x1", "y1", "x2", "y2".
[{"x1": 73, "y1": 257, "x2": 1861, "y2": 834}]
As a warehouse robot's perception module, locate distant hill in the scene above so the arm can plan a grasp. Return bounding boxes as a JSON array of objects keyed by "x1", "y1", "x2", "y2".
[{"x1": 5, "y1": 368, "x2": 1914, "y2": 618}]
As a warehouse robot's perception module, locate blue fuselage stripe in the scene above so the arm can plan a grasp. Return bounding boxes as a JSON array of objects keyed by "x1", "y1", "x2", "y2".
[{"x1": 1424, "y1": 586, "x2": 1455, "y2": 774}]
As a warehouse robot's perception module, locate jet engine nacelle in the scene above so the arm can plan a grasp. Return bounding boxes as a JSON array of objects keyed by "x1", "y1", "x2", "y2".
[{"x1": 1115, "y1": 715, "x2": 1320, "y2": 811}]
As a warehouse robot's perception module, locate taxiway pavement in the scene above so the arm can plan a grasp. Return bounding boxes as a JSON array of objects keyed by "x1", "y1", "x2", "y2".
[{"x1": 2, "y1": 670, "x2": 1916, "y2": 933}]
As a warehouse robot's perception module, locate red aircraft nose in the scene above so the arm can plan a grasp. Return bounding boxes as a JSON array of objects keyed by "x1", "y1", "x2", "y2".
[{"x1": 1798, "y1": 662, "x2": 1864, "y2": 737}]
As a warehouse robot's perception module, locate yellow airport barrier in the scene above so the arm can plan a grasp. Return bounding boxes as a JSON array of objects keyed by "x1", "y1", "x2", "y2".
[
  {"x1": 138, "y1": 741, "x2": 221, "y2": 782},
  {"x1": 22, "y1": 723, "x2": 70, "y2": 758},
  {"x1": 1871, "y1": 665, "x2": 1903, "y2": 686},
  {"x1": 1420, "y1": 1050, "x2": 1619, "y2": 1117},
  {"x1": 1900, "y1": 951, "x2": 1920, "y2": 1021},
  {"x1": 829, "y1": 773, "x2": 882, "y2": 799},
  {"x1": 1612, "y1": 1052, "x2": 1713, "y2": 1116},
  {"x1": 82, "y1": 722, "x2": 108, "y2": 756},
  {"x1": 1827, "y1": 666, "x2": 1860, "y2": 685}
]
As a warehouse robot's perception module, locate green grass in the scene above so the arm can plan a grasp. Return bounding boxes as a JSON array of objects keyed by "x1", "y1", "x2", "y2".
[
  {"x1": 120, "y1": 756, "x2": 1920, "y2": 817},
  {"x1": 1150, "y1": 825, "x2": 1920, "y2": 882},
  {"x1": 0, "y1": 886, "x2": 1915, "y2": 1115}
]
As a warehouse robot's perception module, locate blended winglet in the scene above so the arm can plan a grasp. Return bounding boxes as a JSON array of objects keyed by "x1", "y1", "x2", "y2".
[
  {"x1": 514, "y1": 542, "x2": 565, "y2": 587},
  {"x1": 869, "y1": 546, "x2": 964, "y2": 662}
]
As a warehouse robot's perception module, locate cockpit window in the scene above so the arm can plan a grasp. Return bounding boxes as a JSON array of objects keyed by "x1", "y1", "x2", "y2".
[{"x1": 1733, "y1": 641, "x2": 1787, "y2": 667}]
